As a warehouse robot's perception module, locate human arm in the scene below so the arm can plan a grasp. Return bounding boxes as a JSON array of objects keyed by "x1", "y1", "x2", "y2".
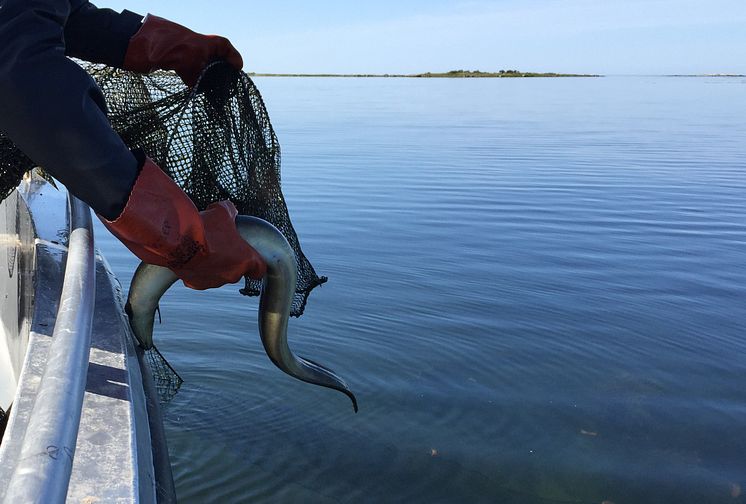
[{"x1": 64, "y1": 1, "x2": 144, "y2": 67}]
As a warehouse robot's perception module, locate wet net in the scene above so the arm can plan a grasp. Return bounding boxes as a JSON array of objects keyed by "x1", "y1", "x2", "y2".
[
  {"x1": 90, "y1": 61, "x2": 328, "y2": 315},
  {"x1": 0, "y1": 406, "x2": 6, "y2": 440},
  {"x1": 0, "y1": 61, "x2": 327, "y2": 316},
  {"x1": 144, "y1": 345, "x2": 184, "y2": 404},
  {"x1": 0, "y1": 138, "x2": 33, "y2": 203}
]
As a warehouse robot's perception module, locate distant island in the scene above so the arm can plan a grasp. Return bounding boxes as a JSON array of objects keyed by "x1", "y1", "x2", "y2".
[{"x1": 248, "y1": 69, "x2": 600, "y2": 78}]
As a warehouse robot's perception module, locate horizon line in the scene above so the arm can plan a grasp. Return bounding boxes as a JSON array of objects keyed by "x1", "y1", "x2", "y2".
[{"x1": 247, "y1": 72, "x2": 745, "y2": 78}]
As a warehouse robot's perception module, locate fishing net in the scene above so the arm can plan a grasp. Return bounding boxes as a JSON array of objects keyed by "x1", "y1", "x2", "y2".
[
  {"x1": 90, "y1": 61, "x2": 327, "y2": 315},
  {"x1": 0, "y1": 139, "x2": 33, "y2": 203},
  {"x1": 144, "y1": 346, "x2": 183, "y2": 404},
  {"x1": 0, "y1": 61, "x2": 326, "y2": 315},
  {"x1": 0, "y1": 406, "x2": 6, "y2": 440}
]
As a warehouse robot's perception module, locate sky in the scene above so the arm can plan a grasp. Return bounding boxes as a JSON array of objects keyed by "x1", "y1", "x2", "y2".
[{"x1": 100, "y1": 0, "x2": 746, "y2": 75}]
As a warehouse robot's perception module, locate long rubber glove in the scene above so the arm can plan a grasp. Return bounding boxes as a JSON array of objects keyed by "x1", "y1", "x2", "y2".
[
  {"x1": 102, "y1": 158, "x2": 266, "y2": 290},
  {"x1": 123, "y1": 14, "x2": 243, "y2": 87}
]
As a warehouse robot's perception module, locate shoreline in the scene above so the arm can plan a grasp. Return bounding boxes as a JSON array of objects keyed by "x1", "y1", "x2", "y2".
[
  {"x1": 246, "y1": 71, "x2": 745, "y2": 79},
  {"x1": 248, "y1": 71, "x2": 601, "y2": 78},
  {"x1": 665, "y1": 74, "x2": 745, "y2": 77}
]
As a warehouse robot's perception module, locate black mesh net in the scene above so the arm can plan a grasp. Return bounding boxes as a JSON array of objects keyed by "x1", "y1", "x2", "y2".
[
  {"x1": 0, "y1": 405, "x2": 7, "y2": 440},
  {"x1": 0, "y1": 137, "x2": 33, "y2": 202},
  {"x1": 144, "y1": 346, "x2": 183, "y2": 404},
  {"x1": 91, "y1": 61, "x2": 327, "y2": 315}
]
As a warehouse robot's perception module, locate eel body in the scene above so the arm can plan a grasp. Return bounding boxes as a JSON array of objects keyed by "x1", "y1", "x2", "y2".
[{"x1": 126, "y1": 215, "x2": 357, "y2": 412}]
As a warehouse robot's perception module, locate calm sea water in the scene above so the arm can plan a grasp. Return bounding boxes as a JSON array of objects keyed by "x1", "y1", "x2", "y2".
[{"x1": 95, "y1": 76, "x2": 746, "y2": 503}]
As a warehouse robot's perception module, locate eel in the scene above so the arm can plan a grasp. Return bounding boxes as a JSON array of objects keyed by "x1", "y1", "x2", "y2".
[{"x1": 126, "y1": 215, "x2": 358, "y2": 412}]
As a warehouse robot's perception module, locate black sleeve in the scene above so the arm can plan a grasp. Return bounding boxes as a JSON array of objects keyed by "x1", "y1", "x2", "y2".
[
  {"x1": 64, "y1": 2, "x2": 144, "y2": 68},
  {"x1": 0, "y1": 0, "x2": 140, "y2": 219}
]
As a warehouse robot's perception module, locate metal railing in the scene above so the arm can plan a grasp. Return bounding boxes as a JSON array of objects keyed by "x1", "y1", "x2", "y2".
[{"x1": 3, "y1": 194, "x2": 95, "y2": 503}]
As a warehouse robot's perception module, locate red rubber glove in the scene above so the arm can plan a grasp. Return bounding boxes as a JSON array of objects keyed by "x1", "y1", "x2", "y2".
[
  {"x1": 101, "y1": 158, "x2": 266, "y2": 290},
  {"x1": 123, "y1": 14, "x2": 243, "y2": 87}
]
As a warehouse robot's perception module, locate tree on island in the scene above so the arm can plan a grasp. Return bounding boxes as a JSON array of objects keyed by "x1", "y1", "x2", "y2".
[{"x1": 446, "y1": 69, "x2": 522, "y2": 76}]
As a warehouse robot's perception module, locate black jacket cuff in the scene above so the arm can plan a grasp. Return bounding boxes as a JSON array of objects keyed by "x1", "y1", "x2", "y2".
[{"x1": 64, "y1": 5, "x2": 143, "y2": 68}]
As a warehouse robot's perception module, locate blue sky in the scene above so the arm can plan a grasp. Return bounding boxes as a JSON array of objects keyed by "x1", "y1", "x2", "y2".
[{"x1": 100, "y1": 0, "x2": 746, "y2": 75}]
